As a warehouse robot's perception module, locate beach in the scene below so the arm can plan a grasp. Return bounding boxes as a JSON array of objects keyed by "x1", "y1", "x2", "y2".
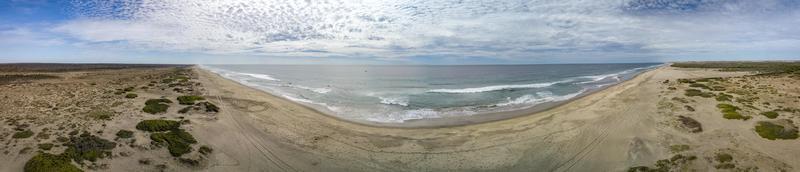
[{"x1": 2, "y1": 63, "x2": 799, "y2": 171}]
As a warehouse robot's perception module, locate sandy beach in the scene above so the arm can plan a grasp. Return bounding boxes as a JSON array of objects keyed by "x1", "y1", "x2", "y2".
[{"x1": 2, "y1": 63, "x2": 799, "y2": 171}]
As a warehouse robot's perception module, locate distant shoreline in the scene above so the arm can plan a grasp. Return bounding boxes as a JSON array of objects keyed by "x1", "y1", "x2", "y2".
[{"x1": 196, "y1": 64, "x2": 664, "y2": 128}]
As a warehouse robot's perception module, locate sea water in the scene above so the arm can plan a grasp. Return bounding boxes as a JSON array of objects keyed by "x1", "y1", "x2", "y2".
[{"x1": 201, "y1": 63, "x2": 661, "y2": 123}]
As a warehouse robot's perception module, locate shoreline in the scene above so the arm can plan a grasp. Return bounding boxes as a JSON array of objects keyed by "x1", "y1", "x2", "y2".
[{"x1": 195, "y1": 64, "x2": 664, "y2": 128}]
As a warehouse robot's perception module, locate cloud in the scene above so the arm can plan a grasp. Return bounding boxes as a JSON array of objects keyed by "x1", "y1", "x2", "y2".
[{"x1": 46, "y1": 0, "x2": 800, "y2": 62}]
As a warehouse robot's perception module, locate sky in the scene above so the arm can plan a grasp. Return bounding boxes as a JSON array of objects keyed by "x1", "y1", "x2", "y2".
[{"x1": 0, "y1": 0, "x2": 799, "y2": 64}]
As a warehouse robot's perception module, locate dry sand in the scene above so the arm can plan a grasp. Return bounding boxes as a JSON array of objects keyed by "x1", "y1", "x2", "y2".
[{"x1": 2, "y1": 64, "x2": 799, "y2": 172}]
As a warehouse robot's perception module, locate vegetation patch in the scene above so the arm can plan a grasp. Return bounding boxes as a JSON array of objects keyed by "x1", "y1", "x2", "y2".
[
  {"x1": 178, "y1": 106, "x2": 193, "y2": 114},
  {"x1": 677, "y1": 79, "x2": 695, "y2": 84},
  {"x1": 116, "y1": 130, "x2": 134, "y2": 139},
  {"x1": 125, "y1": 93, "x2": 138, "y2": 99},
  {"x1": 717, "y1": 104, "x2": 749, "y2": 120},
  {"x1": 715, "y1": 93, "x2": 733, "y2": 102},
  {"x1": 689, "y1": 83, "x2": 710, "y2": 90},
  {"x1": 63, "y1": 135, "x2": 117, "y2": 163},
  {"x1": 760, "y1": 111, "x2": 779, "y2": 119},
  {"x1": 86, "y1": 109, "x2": 113, "y2": 120},
  {"x1": 136, "y1": 120, "x2": 181, "y2": 132},
  {"x1": 143, "y1": 98, "x2": 172, "y2": 114},
  {"x1": 677, "y1": 116, "x2": 702, "y2": 133},
  {"x1": 151, "y1": 129, "x2": 197, "y2": 157},
  {"x1": 715, "y1": 153, "x2": 733, "y2": 163},
  {"x1": 24, "y1": 153, "x2": 82, "y2": 172},
  {"x1": 37, "y1": 143, "x2": 54, "y2": 150},
  {"x1": 684, "y1": 89, "x2": 714, "y2": 98},
  {"x1": 177, "y1": 95, "x2": 205, "y2": 105},
  {"x1": 754, "y1": 121, "x2": 798, "y2": 140},
  {"x1": 200, "y1": 102, "x2": 220, "y2": 112},
  {"x1": 13, "y1": 130, "x2": 35, "y2": 139},
  {"x1": 198, "y1": 145, "x2": 213, "y2": 155},
  {"x1": 627, "y1": 154, "x2": 697, "y2": 172}
]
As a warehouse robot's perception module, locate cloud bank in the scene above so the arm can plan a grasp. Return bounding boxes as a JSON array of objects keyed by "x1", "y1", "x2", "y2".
[{"x1": 45, "y1": 0, "x2": 800, "y2": 62}]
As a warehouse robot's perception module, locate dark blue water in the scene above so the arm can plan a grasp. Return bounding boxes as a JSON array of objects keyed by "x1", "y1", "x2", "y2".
[{"x1": 202, "y1": 63, "x2": 661, "y2": 123}]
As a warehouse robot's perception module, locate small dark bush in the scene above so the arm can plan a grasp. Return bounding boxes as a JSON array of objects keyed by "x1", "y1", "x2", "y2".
[
  {"x1": 178, "y1": 106, "x2": 192, "y2": 114},
  {"x1": 177, "y1": 95, "x2": 205, "y2": 105},
  {"x1": 715, "y1": 163, "x2": 736, "y2": 169},
  {"x1": 143, "y1": 103, "x2": 169, "y2": 114},
  {"x1": 198, "y1": 145, "x2": 213, "y2": 155},
  {"x1": 677, "y1": 116, "x2": 703, "y2": 133},
  {"x1": 37, "y1": 143, "x2": 54, "y2": 150},
  {"x1": 201, "y1": 102, "x2": 220, "y2": 112},
  {"x1": 684, "y1": 105, "x2": 695, "y2": 112},
  {"x1": 13, "y1": 130, "x2": 34, "y2": 139},
  {"x1": 125, "y1": 93, "x2": 138, "y2": 99},
  {"x1": 136, "y1": 120, "x2": 180, "y2": 132},
  {"x1": 145, "y1": 99, "x2": 173, "y2": 105},
  {"x1": 755, "y1": 121, "x2": 798, "y2": 140},
  {"x1": 24, "y1": 153, "x2": 82, "y2": 172},
  {"x1": 63, "y1": 135, "x2": 117, "y2": 163},
  {"x1": 116, "y1": 130, "x2": 134, "y2": 139},
  {"x1": 715, "y1": 153, "x2": 733, "y2": 163},
  {"x1": 677, "y1": 79, "x2": 695, "y2": 83},
  {"x1": 669, "y1": 145, "x2": 690, "y2": 153},
  {"x1": 760, "y1": 111, "x2": 779, "y2": 119},
  {"x1": 715, "y1": 93, "x2": 733, "y2": 102},
  {"x1": 151, "y1": 129, "x2": 197, "y2": 157},
  {"x1": 87, "y1": 109, "x2": 113, "y2": 120}
]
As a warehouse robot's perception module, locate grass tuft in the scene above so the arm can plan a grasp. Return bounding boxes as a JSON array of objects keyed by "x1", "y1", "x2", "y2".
[
  {"x1": 116, "y1": 130, "x2": 134, "y2": 139},
  {"x1": 151, "y1": 129, "x2": 197, "y2": 157},
  {"x1": 685, "y1": 89, "x2": 714, "y2": 98},
  {"x1": 143, "y1": 99, "x2": 172, "y2": 114},
  {"x1": 760, "y1": 111, "x2": 779, "y2": 119},
  {"x1": 125, "y1": 93, "x2": 138, "y2": 99},
  {"x1": 717, "y1": 104, "x2": 749, "y2": 120},
  {"x1": 13, "y1": 130, "x2": 35, "y2": 139}
]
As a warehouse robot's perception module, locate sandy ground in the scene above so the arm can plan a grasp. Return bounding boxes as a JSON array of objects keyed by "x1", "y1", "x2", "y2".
[
  {"x1": 192, "y1": 65, "x2": 800, "y2": 171},
  {"x1": 2, "y1": 64, "x2": 799, "y2": 172}
]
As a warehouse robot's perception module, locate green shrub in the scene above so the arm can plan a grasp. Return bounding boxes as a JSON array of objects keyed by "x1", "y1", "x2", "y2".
[
  {"x1": 37, "y1": 143, "x2": 54, "y2": 150},
  {"x1": 677, "y1": 79, "x2": 695, "y2": 83},
  {"x1": 717, "y1": 104, "x2": 749, "y2": 120},
  {"x1": 142, "y1": 103, "x2": 169, "y2": 114},
  {"x1": 125, "y1": 93, "x2": 138, "y2": 99},
  {"x1": 760, "y1": 111, "x2": 779, "y2": 119},
  {"x1": 24, "y1": 153, "x2": 82, "y2": 172},
  {"x1": 13, "y1": 130, "x2": 34, "y2": 139},
  {"x1": 178, "y1": 106, "x2": 193, "y2": 114},
  {"x1": 685, "y1": 89, "x2": 714, "y2": 98},
  {"x1": 145, "y1": 99, "x2": 172, "y2": 105},
  {"x1": 715, "y1": 93, "x2": 733, "y2": 102},
  {"x1": 755, "y1": 121, "x2": 799, "y2": 140},
  {"x1": 177, "y1": 95, "x2": 205, "y2": 105},
  {"x1": 116, "y1": 130, "x2": 134, "y2": 138},
  {"x1": 63, "y1": 135, "x2": 116, "y2": 163},
  {"x1": 135, "y1": 120, "x2": 180, "y2": 132},
  {"x1": 151, "y1": 129, "x2": 197, "y2": 157}
]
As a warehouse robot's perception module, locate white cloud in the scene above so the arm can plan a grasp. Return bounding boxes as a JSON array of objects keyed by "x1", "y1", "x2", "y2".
[{"x1": 48, "y1": 0, "x2": 800, "y2": 62}]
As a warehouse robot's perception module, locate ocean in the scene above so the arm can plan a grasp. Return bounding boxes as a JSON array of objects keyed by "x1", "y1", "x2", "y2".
[{"x1": 201, "y1": 63, "x2": 662, "y2": 123}]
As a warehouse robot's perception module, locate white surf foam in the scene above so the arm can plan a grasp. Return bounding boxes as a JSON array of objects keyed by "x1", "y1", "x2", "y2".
[
  {"x1": 379, "y1": 96, "x2": 409, "y2": 107},
  {"x1": 427, "y1": 81, "x2": 561, "y2": 94},
  {"x1": 289, "y1": 84, "x2": 332, "y2": 94}
]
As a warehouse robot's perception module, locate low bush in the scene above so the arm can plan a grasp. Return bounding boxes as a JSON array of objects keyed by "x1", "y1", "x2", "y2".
[
  {"x1": 145, "y1": 98, "x2": 172, "y2": 105},
  {"x1": 715, "y1": 153, "x2": 733, "y2": 163},
  {"x1": 685, "y1": 89, "x2": 714, "y2": 98},
  {"x1": 37, "y1": 143, "x2": 54, "y2": 150},
  {"x1": 760, "y1": 111, "x2": 779, "y2": 119},
  {"x1": 677, "y1": 79, "x2": 695, "y2": 83},
  {"x1": 24, "y1": 153, "x2": 82, "y2": 172},
  {"x1": 198, "y1": 145, "x2": 213, "y2": 155},
  {"x1": 125, "y1": 93, "x2": 138, "y2": 99},
  {"x1": 677, "y1": 116, "x2": 703, "y2": 133},
  {"x1": 717, "y1": 104, "x2": 749, "y2": 120},
  {"x1": 177, "y1": 95, "x2": 205, "y2": 105},
  {"x1": 178, "y1": 106, "x2": 193, "y2": 114},
  {"x1": 201, "y1": 102, "x2": 220, "y2": 112},
  {"x1": 87, "y1": 109, "x2": 113, "y2": 120},
  {"x1": 754, "y1": 121, "x2": 798, "y2": 140},
  {"x1": 143, "y1": 99, "x2": 172, "y2": 114},
  {"x1": 715, "y1": 93, "x2": 733, "y2": 102},
  {"x1": 13, "y1": 130, "x2": 34, "y2": 139},
  {"x1": 63, "y1": 135, "x2": 117, "y2": 163},
  {"x1": 135, "y1": 120, "x2": 180, "y2": 132},
  {"x1": 669, "y1": 144, "x2": 690, "y2": 153},
  {"x1": 151, "y1": 129, "x2": 197, "y2": 157},
  {"x1": 116, "y1": 130, "x2": 134, "y2": 139}
]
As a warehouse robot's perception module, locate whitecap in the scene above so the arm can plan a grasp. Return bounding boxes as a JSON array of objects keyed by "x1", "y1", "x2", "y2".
[
  {"x1": 379, "y1": 96, "x2": 409, "y2": 107},
  {"x1": 427, "y1": 81, "x2": 561, "y2": 94},
  {"x1": 240, "y1": 73, "x2": 280, "y2": 81}
]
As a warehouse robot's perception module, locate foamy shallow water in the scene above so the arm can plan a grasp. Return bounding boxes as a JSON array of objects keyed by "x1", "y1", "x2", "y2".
[{"x1": 201, "y1": 64, "x2": 661, "y2": 123}]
